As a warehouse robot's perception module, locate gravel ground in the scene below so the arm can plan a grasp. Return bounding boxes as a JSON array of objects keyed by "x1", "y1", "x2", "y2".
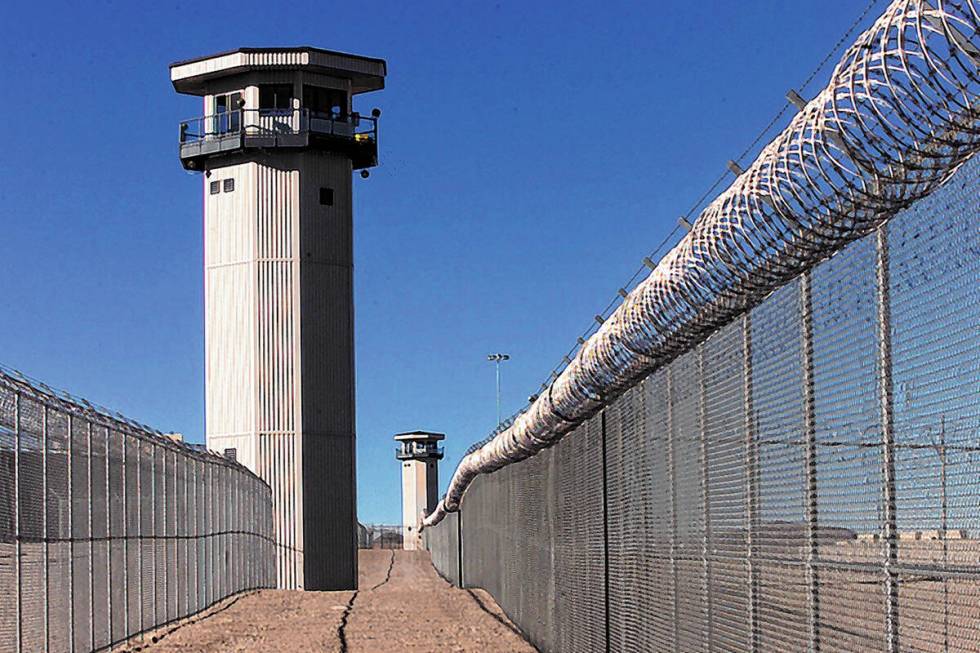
[{"x1": 124, "y1": 549, "x2": 536, "y2": 653}]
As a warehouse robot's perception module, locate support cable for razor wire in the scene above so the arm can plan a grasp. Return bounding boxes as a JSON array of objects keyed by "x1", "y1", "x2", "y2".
[{"x1": 424, "y1": 0, "x2": 980, "y2": 529}]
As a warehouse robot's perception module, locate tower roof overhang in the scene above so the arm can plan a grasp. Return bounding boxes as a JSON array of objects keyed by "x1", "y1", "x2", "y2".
[
  {"x1": 394, "y1": 431, "x2": 446, "y2": 442},
  {"x1": 170, "y1": 47, "x2": 386, "y2": 96}
]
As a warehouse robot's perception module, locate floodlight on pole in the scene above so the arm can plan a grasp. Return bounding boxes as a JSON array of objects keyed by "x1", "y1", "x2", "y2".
[{"x1": 486, "y1": 353, "x2": 510, "y2": 426}]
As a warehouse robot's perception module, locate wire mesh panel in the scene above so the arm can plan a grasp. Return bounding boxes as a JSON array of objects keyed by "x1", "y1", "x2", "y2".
[
  {"x1": 165, "y1": 447, "x2": 177, "y2": 624},
  {"x1": 501, "y1": 447, "x2": 556, "y2": 651},
  {"x1": 47, "y1": 409, "x2": 71, "y2": 652},
  {"x1": 70, "y1": 416, "x2": 92, "y2": 653},
  {"x1": 425, "y1": 511, "x2": 460, "y2": 586},
  {"x1": 553, "y1": 413, "x2": 605, "y2": 653},
  {"x1": 702, "y1": 320, "x2": 750, "y2": 652},
  {"x1": 19, "y1": 395, "x2": 46, "y2": 653},
  {"x1": 90, "y1": 424, "x2": 110, "y2": 650},
  {"x1": 671, "y1": 351, "x2": 709, "y2": 652},
  {"x1": 153, "y1": 442, "x2": 167, "y2": 627},
  {"x1": 109, "y1": 428, "x2": 127, "y2": 646},
  {"x1": 888, "y1": 154, "x2": 980, "y2": 652},
  {"x1": 124, "y1": 434, "x2": 141, "y2": 640},
  {"x1": 139, "y1": 439, "x2": 155, "y2": 633},
  {"x1": 0, "y1": 368, "x2": 275, "y2": 653},
  {"x1": 190, "y1": 459, "x2": 201, "y2": 614},
  {"x1": 176, "y1": 455, "x2": 188, "y2": 620},
  {"x1": 607, "y1": 374, "x2": 674, "y2": 652},
  {"x1": 0, "y1": 386, "x2": 15, "y2": 652},
  {"x1": 810, "y1": 231, "x2": 886, "y2": 651},
  {"x1": 749, "y1": 280, "x2": 810, "y2": 653}
]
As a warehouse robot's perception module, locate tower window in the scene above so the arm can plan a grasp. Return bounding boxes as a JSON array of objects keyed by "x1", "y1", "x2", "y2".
[
  {"x1": 209, "y1": 181, "x2": 220, "y2": 195},
  {"x1": 223, "y1": 448, "x2": 237, "y2": 461},
  {"x1": 303, "y1": 84, "x2": 347, "y2": 118},
  {"x1": 259, "y1": 84, "x2": 293, "y2": 110},
  {"x1": 319, "y1": 187, "x2": 334, "y2": 206},
  {"x1": 223, "y1": 178, "x2": 235, "y2": 193},
  {"x1": 215, "y1": 92, "x2": 242, "y2": 133}
]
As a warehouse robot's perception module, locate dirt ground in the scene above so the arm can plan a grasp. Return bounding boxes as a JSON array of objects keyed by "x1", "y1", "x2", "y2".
[{"x1": 123, "y1": 549, "x2": 536, "y2": 653}]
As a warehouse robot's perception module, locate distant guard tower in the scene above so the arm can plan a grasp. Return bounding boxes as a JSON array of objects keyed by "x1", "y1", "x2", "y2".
[
  {"x1": 170, "y1": 47, "x2": 386, "y2": 590},
  {"x1": 395, "y1": 431, "x2": 445, "y2": 550}
]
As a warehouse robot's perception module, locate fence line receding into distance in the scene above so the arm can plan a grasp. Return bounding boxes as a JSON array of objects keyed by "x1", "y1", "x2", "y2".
[
  {"x1": 427, "y1": 138, "x2": 980, "y2": 653},
  {"x1": 424, "y1": 0, "x2": 980, "y2": 529},
  {"x1": 426, "y1": 1, "x2": 979, "y2": 651},
  {"x1": 0, "y1": 367, "x2": 276, "y2": 653}
]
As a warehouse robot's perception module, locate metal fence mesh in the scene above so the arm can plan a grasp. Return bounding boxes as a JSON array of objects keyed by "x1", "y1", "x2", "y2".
[
  {"x1": 0, "y1": 370, "x2": 276, "y2": 652},
  {"x1": 357, "y1": 524, "x2": 405, "y2": 550},
  {"x1": 427, "y1": 154, "x2": 979, "y2": 652}
]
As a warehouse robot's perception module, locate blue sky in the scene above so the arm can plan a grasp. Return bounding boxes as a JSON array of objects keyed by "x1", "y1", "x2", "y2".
[{"x1": 0, "y1": 0, "x2": 885, "y2": 523}]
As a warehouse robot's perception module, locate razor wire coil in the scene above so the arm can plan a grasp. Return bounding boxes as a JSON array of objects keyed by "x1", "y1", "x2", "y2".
[{"x1": 425, "y1": 0, "x2": 980, "y2": 528}]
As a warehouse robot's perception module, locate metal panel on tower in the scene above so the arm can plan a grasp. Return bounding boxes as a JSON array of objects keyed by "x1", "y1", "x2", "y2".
[{"x1": 171, "y1": 47, "x2": 386, "y2": 590}]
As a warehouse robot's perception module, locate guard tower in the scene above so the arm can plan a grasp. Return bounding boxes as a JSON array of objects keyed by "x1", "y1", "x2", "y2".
[
  {"x1": 170, "y1": 47, "x2": 386, "y2": 590},
  {"x1": 395, "y1": 431, "x2": 445, "y2": 550}
]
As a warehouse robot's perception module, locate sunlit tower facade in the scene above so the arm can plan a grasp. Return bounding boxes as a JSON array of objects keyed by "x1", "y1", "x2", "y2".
[
  {"x1": 171, "y1": 47, "x2": 385, "y2": 589},
  {"x1": 395, "y1": 431, "x2": 445, "y2": 550}
]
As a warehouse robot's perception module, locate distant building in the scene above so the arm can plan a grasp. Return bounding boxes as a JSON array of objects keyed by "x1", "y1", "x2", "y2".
[{"x1": 395, "y1": 431, "x2": 445, "y2": 550}]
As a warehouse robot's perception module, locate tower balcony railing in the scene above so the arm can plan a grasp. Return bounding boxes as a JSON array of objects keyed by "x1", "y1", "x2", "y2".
[
  {"x1": 177, "y1": 108, "x2": 379, "y2": 169},
  {"x1": 395, "y1": 445, "x2": 445, "y2": 460}
]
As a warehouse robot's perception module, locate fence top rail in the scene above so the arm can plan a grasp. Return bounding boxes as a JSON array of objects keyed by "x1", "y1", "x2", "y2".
[{"x1": 0, "y1": 362, "x2": 266, "y2": 481}]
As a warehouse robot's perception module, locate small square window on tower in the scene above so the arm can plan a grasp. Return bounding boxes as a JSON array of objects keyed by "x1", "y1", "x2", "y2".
[
  {"x1": 223, "y1": 447, "x2": 237, "y2": 461},
  {"x1": 209, "y1": 181, "x2": 220, "y2": 195},
  {"x1": 223, "y1": 178, "x2": 235, "y2": 193},
  {"x1": 319, "y1": 187, "x2": 334, "y2": 206}
]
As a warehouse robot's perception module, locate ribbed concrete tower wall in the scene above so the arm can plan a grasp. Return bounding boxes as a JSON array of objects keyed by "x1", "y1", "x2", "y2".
[
  {"x1": 400, "y1": 458, "x2": 439, "y2": 550},
  {"x1": 203, "y1": 151, "x2": 356, "y2": 589}
]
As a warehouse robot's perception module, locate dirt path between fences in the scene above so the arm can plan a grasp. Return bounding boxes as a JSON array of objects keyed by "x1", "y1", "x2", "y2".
[{"x1": 123, "y1": 549, "x2": 536, "y2": 653}]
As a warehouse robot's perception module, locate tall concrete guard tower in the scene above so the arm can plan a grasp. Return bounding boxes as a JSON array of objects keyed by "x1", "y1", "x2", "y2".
[
  {"x1": 395, "y1": 431, "x2": 445, "y2": 550},
  {"x1": 171, "y1": 47, "x2": 386, "y2": 590}
]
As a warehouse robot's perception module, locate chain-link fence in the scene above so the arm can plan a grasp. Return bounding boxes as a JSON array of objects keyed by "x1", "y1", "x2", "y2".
[
  {"x1": 0, "y1": 368, "x2": 276, "y2": 653},
  {"x1": 357, "y1": 524, "x2": 404, "y2": 550},
  {"x1": 427, "y1": 154, "x2": 979, "y2": 652}
]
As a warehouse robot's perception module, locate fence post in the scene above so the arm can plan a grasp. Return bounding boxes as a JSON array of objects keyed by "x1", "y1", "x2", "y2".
[
  {"x1": 207, "y1": 462, "x2": 212, "y2": 605},
  {"x1": 601, "y1": 407, "x2": 611, "y2": 653},
  {"x1": 43, "y1": 405, "x2": 49, "y2": 653},
  {"x1": 14, "y1": 392, "x2": 21, "y2": 653},
  {"x1": 135, "y1": 436, "x2": 142, "y2": 635},
  {"x1": 121, "y1": 432, "x2": 128, "y2": 640},
  {"x1": 195, "y1": 459, "x2": 201, "y2": 607},
  {"x1": 150, "y1": 442, "x2": 157, "y2": 629},
  {"x1": 87, "y1": 422, "x2": 94, "y2": 649},
  {"x1": 875, "y1": 226, "x2": 900, "y2": 653},
  {"x1": 743, "y1": 313, "x2": 760, "y2": 653},
  {"x1": 800, "y1": 272, "x2": 820, "y2": 653},
  {"x1": 184, "y1": 456, "x2": 189, "y2": 614},
  {"x1": 164, "y1": 447, "x2": 171, "y2": 621},
  {"x1": 171, "y1": 448, "x2": 177, "y2": 618},
  {"x1": 104, "y1": 427, "x2": 111, "y2": 648},
  {"x1": 67, "y1": 414, "x2": 74, "y2": 653},
  {"x1": 698, "y1": 346, "x2": 713, "y2": 651},
  {"x1": 666, "y1": 367, "x2": 679, "y2": 651}
]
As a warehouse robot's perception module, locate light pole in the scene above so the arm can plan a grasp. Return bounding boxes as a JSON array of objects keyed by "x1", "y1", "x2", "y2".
[{"x1": 487, "y1": 353, "x2": 510, "y2": 426}]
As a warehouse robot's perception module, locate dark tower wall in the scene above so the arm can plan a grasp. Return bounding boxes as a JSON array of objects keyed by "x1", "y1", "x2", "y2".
[{"x1": 298, "y1": 151, "x2": 357, "y2": 589}]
